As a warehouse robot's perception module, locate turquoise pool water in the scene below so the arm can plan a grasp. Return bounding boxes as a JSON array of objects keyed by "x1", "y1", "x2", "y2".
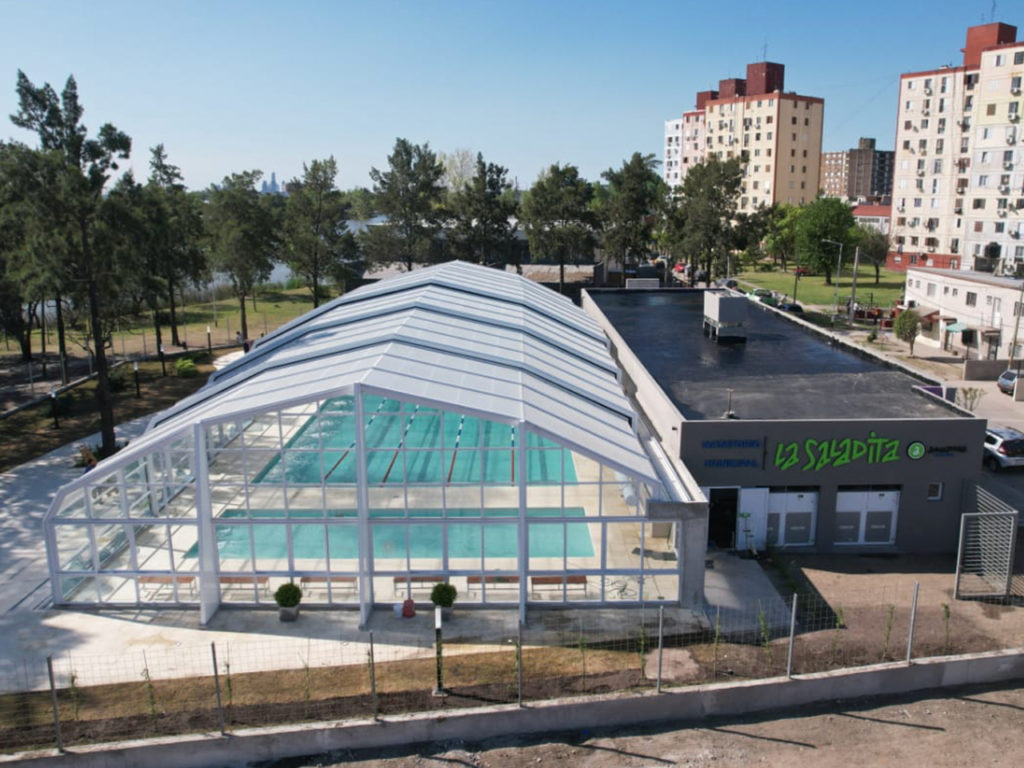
[
  {"x1": 195, "y1": 507, "x2": 595, "y2": 560},
  {"x1": 256, "y1": 396, "x2": 578, "y2": 485}
]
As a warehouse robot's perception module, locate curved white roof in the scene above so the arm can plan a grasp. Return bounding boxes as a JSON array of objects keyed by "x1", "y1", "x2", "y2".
[{"x1": 62, "y1": 262, "x2": 665, "y2": 489}]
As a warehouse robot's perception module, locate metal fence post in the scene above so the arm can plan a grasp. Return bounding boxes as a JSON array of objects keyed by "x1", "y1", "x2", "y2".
[
  {"x1": 46, "y1": 656, "x2": 63, "y2": 753},
  {"x1": 906, "y1": 581, "x2": 920, "y2": 665},
  {"x1": 369, "y1": 631, "x2": 378, "y2": 719},
  {"x1": 656, "y1": 605, "x2": 664, "y2": 693},
  {"x1": 786, "y1": 593, "x2": 798, "y2": 678},
  {"x1": 516, "y1": 622, "x2": 524, "y2": 708},
  {"x1": 210, "y1": 642, "x2": 226, "y2": 735}
]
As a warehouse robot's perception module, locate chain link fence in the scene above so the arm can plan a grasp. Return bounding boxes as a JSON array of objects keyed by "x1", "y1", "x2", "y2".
[{"x1": 1, "y1": 583, "x2": 1022, "y2": 754}]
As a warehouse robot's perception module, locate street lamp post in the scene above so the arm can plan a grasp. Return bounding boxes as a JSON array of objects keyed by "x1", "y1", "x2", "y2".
[
  {"x1": 822, "y1": 239, "x2": 845, "y2": 325},
  {"x1": 133, "y1": 360, "x2": 140, "y2": 398},
  {"x1": 206, "y1": 325, "x2": 213, "y2": 356}
]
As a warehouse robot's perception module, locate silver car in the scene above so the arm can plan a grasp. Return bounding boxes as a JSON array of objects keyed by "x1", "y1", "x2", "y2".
[{"x1": 984, "y1": 426, "x2": 1024, "y2": 471}]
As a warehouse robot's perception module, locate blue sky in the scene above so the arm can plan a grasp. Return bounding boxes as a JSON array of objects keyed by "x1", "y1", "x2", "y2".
[{"x1": 0, "y1": 0, "x2": 1015, "y2": 191}]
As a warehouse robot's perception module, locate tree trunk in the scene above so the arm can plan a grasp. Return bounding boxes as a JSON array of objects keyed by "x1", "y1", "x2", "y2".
[
  {"x1": 239, "y1": 294, "x2": 249, "y2": 342},
  {"x1": 55, "y1": 294, "x2": 69, "y2": 385},
  {"x1": 168, "y1": 275, "x2": 180, "y2": 346},
  {"x1": 824, "y1": 267, "x2": 832, "y2": 285},
  {"x1": 20, "y1": 301, "x2": 35, "y2": 363},
  {"x1": 874, "y1": 264, "x2": 881, "y2": 285},
  {"x1": 251, "y1": 290, "x2": 258, "y2": 312},
  {"x1": 558, "y1": 254, "x2": 565, "y2": 295},
  {"x1": 312, "y1": 273, "x2": 320, "y2": 308},
  {"x1": 38, "y1": 301, "x2": 48, "y2": 378},
  {"x1": 82, "y1": 222, "x2": 116, "y2": 456},
  {"x1": 153, "y1": 312, "x2": 163, "y2": 360}
]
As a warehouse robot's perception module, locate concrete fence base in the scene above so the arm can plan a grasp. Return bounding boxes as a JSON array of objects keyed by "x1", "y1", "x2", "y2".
[{"x1": 7, "y1": 648, "x2": 1024, "y2": 768}]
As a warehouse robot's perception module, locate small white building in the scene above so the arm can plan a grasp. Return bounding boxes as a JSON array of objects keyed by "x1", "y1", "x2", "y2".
[{"x1": 904, "y1": 266, "x2": 1024, "y2": 358}]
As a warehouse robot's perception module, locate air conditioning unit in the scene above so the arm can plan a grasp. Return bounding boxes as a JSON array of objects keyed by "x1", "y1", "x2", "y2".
[
  {"x1": 928, "y1": 247, "x2": 936, "y2": 253},
  {"x1": 923, "y1": 109, "x2": 930, "y2": 116},
  {"x1": 1005, "y1": 161, "x2": 1015, "y2": 170},
  {"x1": 897, "y1": 205, "x2": 906, "y2": 212},
  {"x1": 1001, "y1": 184, "x2": 1011, "y2": 193},
  {"x1": 1011, "y1": 114, "x2": 1021, "y2": 123},
  {"x1": 1008, "y1": 132, "x2": 1018, "y2": 144},
  {"x1": 999, "y1": 209, "x2": 1008, "y2": 217},
  {"x1": 955, "y1": 206, "x2": 963, "y2": 213},
  {"x1": 924, "y1": 87, "x2": 933, "y2": 95},
  {"x1": 1013, "y1": 87, "x2": 1022, "y2": 96},
  {"x1": 917, "y1": 169, "x2": 925, "y2": 176},
  {"x1": 1011, "y1": 230, "x2": 1021, "y2": 239},
  {"x1": 920, "y1": 148, "x2": 928, "y2": 155}
]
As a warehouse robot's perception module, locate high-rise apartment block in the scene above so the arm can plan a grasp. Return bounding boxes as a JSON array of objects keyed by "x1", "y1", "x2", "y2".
[
  {"x1": 820, "y1": 138, "x2": 894, "y2": 201},
  {"x1": 663, "y1": 61, "x2": 824, "y2": 214},
  {"x1": 889, "y1": 22, "x2": 1024, "y2": 274}
]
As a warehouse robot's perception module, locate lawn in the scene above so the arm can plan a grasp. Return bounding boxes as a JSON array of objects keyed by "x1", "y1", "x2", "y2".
[{"x1": 734, "y1": 266, "x2": 906, "y2": 310}]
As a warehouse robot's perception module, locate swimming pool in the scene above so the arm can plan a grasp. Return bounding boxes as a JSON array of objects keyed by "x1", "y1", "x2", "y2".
[
  {"x1": 256, "y1": 396, "x2": 578, "y2": 485},
  {"x1": 197, "y1": 507, "x2": 595, "y2": 560}
]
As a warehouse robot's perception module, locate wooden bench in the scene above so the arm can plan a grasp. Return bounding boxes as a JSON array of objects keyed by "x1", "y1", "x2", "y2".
[
  {"x1": 393, "y1": 575, "x2": 445, "y2": 599},
  {"x1": 530, "y1": 575, "x2": 588, "y2": 598},
  {"x1": 468, "y1": 575, "x2": 520, "y2": 598},
  {"x1": 300, "y1": 575, "x2": 358, "y2": 598}
]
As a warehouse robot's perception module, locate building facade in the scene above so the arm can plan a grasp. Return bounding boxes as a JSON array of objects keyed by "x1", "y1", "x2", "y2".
[
  {"x1": 820, "y1": 138, "x2": 894, "y2": 201},
  {"x1": 889, "y1": 22, "x2": 1024, "y2": 274},
  {"x1": 903, "y1": 266, "x2": 1024, "y2": 359},
  {"x1": 663, "y1": 62, "x2": 824, "y2": 215}
]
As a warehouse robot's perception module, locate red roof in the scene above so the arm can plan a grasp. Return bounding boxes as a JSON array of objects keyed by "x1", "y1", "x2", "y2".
[{"x1": 852, "y1": 205, "x2": 891, "y2": 217}]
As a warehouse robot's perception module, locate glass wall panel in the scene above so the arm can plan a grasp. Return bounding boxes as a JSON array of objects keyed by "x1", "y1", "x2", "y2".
[
  {"x1": 89, "y1": 482, "x2": 124, "y2": 519},
  {"x1": 55, "y1": 525, "x2": 92, "y2": 570},
  {"x1": 242, "y1": 415, "x2": 280, "y2": 448},
  {"x1": 407, "y1": 523, "x2": 443, "y2": 572},
  {"x1": 326, "y1": 525, "x2": 360, "y2": 571},
  {"x1": 169, "y1": 524, "x2": 199, "y2": 571},
  {"x1": 291, "y1": 523, "x2": 327, "y2": 569},
  {"x1": 252, "y1": 524, "x2": 288, "y2": 571},
  {"x1": 61, "y1": 575, "x2": 96, "y2": 603},
  {"x1": 483, "y1": 523, "x2": 518, "y2": 570},
  {"x1": 445, "y1": 485, "x2": 481, "y2": 511},
  {"x1": 57, "y1": 490, "x2": 87, "y2": 519},
  {"x1": 323, "y1": 486, "x2": 358, "y2": 513},
  {"x1": 210, "y1": 450, "x2": 246, "y2": 484},
  {"x1": 371, "y1": 524, "x2": 408, "y2": 568},
  {"x1": 281, "y1": 450, "x2": 322, "y2": 485},
  {"x1": 216, "y1": 524, "x2": 253, "y2": 572},
  {"x1": 95, "y1": 524, "x2": 131, "y2": 569},
  {"x1": 97, "y1": 575, "x2": 136, "y2": 603},
  {"x1": 132, "y1": 524, "x2": 172, "y2": 571},
  {"x1": 604, "y1": 520, "x2": 643, "y2": 572},
  {"x1": 528, "y1": 522, "x2": 564, "y2": 572},
  {"x1": 246, "y1": 450, "x2": 282, "y2": 484},
  {"x1": 369, "y1": 486, "x2": 404, "y2": 516},
  {"x1": 165, "y1": 487, "x2": 197, "y2": 518},
  {"x1": 447, "y1": 523, "x2": 482, "y2": 571}
]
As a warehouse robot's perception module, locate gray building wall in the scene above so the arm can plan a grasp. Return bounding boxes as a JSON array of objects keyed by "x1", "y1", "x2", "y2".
[{"x1": 680, "y1": 417, "x2": 985, "y2": 554}]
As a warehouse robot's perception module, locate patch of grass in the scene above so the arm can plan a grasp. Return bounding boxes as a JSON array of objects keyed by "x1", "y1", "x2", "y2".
[
  {"x1": 0, "y1": 356, "x2": 220, "y2": 473},
  {"x1": 735, "y1": 267, "x2": 904, "y2": 309}
]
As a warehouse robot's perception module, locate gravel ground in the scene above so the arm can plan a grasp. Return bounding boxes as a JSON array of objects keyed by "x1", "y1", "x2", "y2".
[{"x1": 266, "y1": 682, "x2": 1024, "y2": 768}]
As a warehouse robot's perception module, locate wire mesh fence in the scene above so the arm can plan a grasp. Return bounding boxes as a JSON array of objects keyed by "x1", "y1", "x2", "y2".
[{"x1": 2, "y1": 584, "x2": 1022, "y2": 754}]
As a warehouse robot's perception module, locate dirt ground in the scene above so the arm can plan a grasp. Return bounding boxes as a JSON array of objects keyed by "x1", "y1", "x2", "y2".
[{"x1": 266, "y1": 682, "x2": 1024, "y2": 768}]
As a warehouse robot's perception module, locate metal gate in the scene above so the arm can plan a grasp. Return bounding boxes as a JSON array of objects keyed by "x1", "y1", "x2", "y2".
[{"x1": 955, "y1": 488, "x2": 1018, "y2": 600}]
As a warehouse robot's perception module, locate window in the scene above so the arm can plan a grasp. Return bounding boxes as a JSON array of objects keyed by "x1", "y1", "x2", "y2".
[
  {"x1": 792, "y1": 116, "x2": 797, "y2": 125},
  {"x1": 952, "y1": 288, "x2": 959, "y2": 297},
  {"x1": 973, "y1": 198, "x2": 986, "y2": 209},
  {"x1": 1016, "y1": 52, "x2": 1024, "y2": 65},
  {"x1": 987, "y1": 104, "x2": 997, "y2": 116},
  {"x1": 979, "y1": 175, "x2": 989, "y2": 187},
  {"x1": 927, "y1": 483, "x2": 943, "y2": 501},
  {"x1": 966, "y1": 292, "x2": 977, "y2": 307}
]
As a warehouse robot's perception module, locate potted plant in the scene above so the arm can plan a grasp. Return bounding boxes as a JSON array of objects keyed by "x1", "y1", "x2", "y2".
[
  {"x1": 274, "y1": 582, "x2": 302, "y2": 622},
  {"x1": 430, "y1": 582, "x2": 457, "y2": 619}
]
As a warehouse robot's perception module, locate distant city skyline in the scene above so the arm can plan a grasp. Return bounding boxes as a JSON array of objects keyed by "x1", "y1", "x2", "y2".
[{"x1": 0, "y1": 0, "x2": 1015, "y2": 192}]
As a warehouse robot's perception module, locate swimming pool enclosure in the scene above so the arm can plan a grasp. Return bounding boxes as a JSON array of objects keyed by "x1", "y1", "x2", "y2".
[{"x1": 43, "y1": 262, "x2": 698, "y2": 624}]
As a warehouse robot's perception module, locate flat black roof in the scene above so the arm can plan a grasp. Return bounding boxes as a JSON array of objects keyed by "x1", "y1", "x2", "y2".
[{"x1": 591, "y1": 290, "x2": 956, "y2": 421}]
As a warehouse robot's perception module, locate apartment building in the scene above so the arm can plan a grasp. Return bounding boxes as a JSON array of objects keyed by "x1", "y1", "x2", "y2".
[
  {"x1": 820, "y1": 138, "x2": 894, "y2": 201},
  {"x1": 663, "y1": 62, "x2": 824, "y2": 215},
  {"x1": 889, "y1": 22, "x2": 1024, "y2": 274}
]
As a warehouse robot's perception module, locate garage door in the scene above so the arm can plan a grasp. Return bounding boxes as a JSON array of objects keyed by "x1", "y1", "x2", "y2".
[
  {"x1": 835, "y1": 487, "x2": 900, "y2": 545},
  {"x1": 767, "y1": 488, "x2": 818, "y2": 547}
]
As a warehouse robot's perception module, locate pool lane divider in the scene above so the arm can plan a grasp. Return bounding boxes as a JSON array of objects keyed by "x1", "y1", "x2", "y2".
[
  {"x1": 324, "y1": 398, "x2": 386, "y2": 481},
  {"x1": 446, "y1": 415, "x2": 466, "y2": 484},
  {"x1": 381, "y1": 405, "x2": 420, "y2": 484}
]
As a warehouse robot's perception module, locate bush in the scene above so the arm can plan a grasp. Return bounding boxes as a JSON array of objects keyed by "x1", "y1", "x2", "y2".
[
  {"x1": 107, "y1": 364, "x2": 130, "y2": 392},
  {"x1": 274, "y1": 582, "x2": 302, "y2": 608},
  {"x1": 175, "y1": 358, "x2": 198, "y2": 378},
  {"x1": 430, "y1": 582, "x2": 457, "y2": 608}
]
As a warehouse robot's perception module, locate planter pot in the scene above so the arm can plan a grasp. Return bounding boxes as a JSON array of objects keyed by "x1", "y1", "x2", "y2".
[{"x1": 278, "y1": 605, "x2": 300, "y2": 622}]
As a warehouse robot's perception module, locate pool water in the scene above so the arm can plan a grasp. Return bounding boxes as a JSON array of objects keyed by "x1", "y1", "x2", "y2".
[
  {"x1": 256, "y1": 397, "x2": 578, "y2": 485},
  {"x1": 193, "y1": 507, "x2": 595, "y2": 560}
]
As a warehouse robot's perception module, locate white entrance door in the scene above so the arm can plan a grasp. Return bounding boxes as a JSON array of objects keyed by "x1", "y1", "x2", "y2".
[
  {"x1": 835, "y1": 488, "x2": 900, "y2": 545},
  {"x1": 767, "y1": 489, "x2": 818, "y2": 547},
  {"x1": 737, "y1": 488, "x2": 770, "y2": 551}
]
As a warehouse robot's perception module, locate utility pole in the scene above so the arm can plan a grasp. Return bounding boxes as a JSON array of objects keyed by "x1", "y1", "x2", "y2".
[{"x1": 848, "y1": 246, "x2": 861, "y2": 325}]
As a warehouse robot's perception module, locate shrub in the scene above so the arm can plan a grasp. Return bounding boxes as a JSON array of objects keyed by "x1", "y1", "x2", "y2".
[
  {"x1": 430, "y1": 582, "x2": 457, "y2": 608},
  {"x1": 175, "y1": 358, "x2": 198, "y2": 378},
  {"x1": 108, "y1": 365, "x2": 130, "y2": 392},
  {"x1": 274, "y1": 582, "x2": 302, "y2": 608}
]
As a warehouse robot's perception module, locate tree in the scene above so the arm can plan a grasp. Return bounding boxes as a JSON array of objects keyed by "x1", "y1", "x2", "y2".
[
  {"x1": 10, "y1": 72, "x2": 131, "y2": 456},
  {"x1": 448, "y1": 152, "x2": 518, "y2": 266},
  {"x1": 598, "y1": 152, "x2": 664, "y2": 271},
  {"x1": 438, "y1": 148, "x2": 476, "y2": 193},
  {"x1": 853, "y1": 224, "x2": 889, "y2": 285},
  {"x1": 205, "y1": 171, "x2": 278, "y2": 341},
  {"x1": 662, "y1": 155, "x2": 742, "y2": 281},
  {"x1": 520, "y1": 163, "x2": 597, "y2": 293},
  {"x1": 366, "y1": 138, "x2": 445, "y2": 271},
  {"x1": 793, "y1": 197, "x2": 856, "y2": 284},
  {"x1": 340, "y1": 187, "x2": 376, "y2": 220},
  {"x1": 763, "y1": 204, "x2": 800, "y2": 272},
  {"x1": 283, "y1": 156, "x2": 355, "y2": 307},
  {"x1": 894, "y1": 308, "x2": 921, "y2": 356}
]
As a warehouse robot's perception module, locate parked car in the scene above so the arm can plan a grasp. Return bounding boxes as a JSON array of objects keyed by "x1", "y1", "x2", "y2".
[
  {"x1": 983, "y1": 426, "x2": 1024, "y2": 471},
  {"x1": 793, "y1": 267, "x2": 811, "y2": 277},
  {"x1": 748, "y1": 288, "x2": 771, "y2": 298},
  {"x1": 779, "y1": 302, "x2": 804, "y2": 313},
  {"x1": 717, "y1": 278, "x2": 738, "y2": 289},
  {"x1": 997, "y1": 369, "x2": 1018, "y2": 395}
]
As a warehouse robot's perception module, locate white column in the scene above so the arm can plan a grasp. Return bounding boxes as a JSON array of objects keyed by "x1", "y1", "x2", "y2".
[
  {"x1": 353, "y1": 385, "x2": 373, "y2": 628},
  {"x1": 195, "y1": 423, "x2": 221, "y2": 625},
  {"x1": 516, "y1": 421, "x2": 528, "y2": 626}
]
